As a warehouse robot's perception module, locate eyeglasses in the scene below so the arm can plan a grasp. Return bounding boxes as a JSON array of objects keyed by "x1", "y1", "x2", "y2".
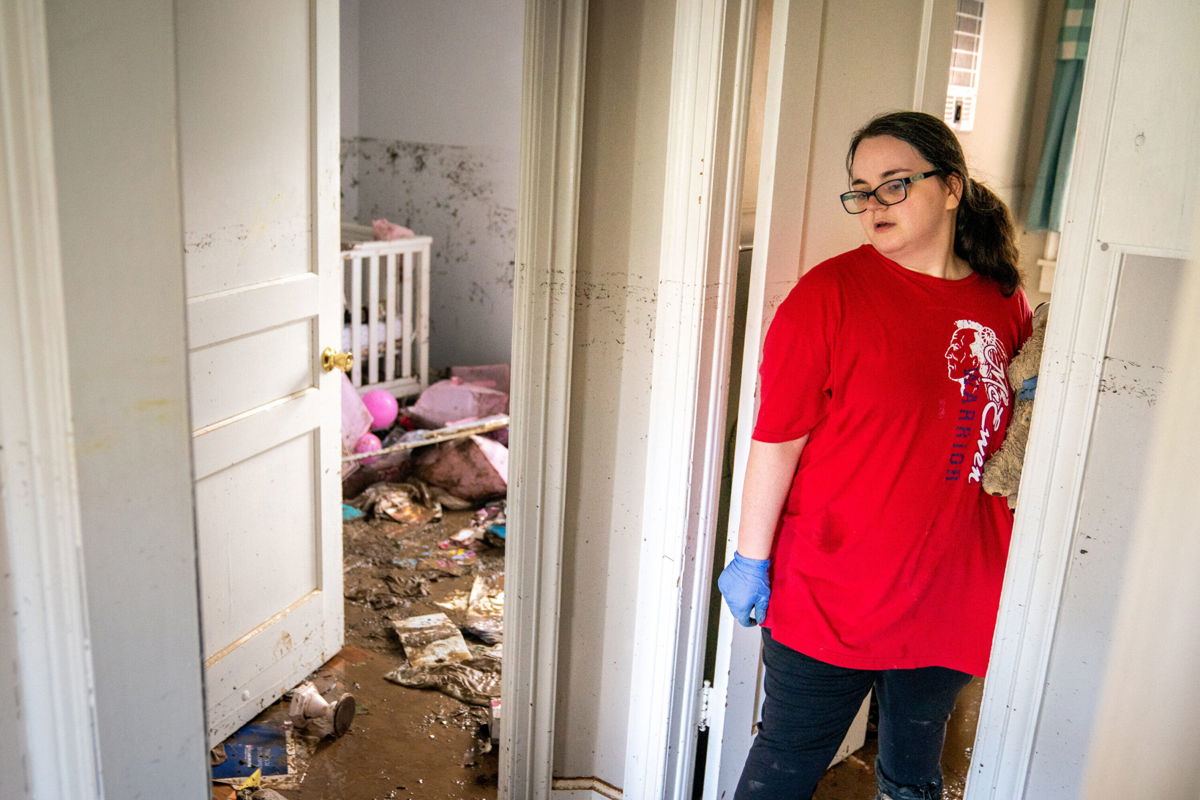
[{"x1": 839, "y1": 170, "x2": 944, "y2": 214}]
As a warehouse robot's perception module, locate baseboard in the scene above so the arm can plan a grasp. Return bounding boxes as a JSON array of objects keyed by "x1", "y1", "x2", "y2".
[{"x1": 551, "y1": 776, "x2": 623, "y2": 799}]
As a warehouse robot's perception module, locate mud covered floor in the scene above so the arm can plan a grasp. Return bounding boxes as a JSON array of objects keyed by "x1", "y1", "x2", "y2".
[
  {"x1": 213, "y1": 508, "x2": 502, "y2": 800},
  {"x1": 814, "y1": 677, "x2": 982, "y2": 800}
]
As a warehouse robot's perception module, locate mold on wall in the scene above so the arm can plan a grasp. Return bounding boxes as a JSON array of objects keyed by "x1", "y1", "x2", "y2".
[
  {"x1": 339, "y1": 0, "x2": 522, "y2": 375},
  {"x1": 343, "y1": 136, "x2": 517, "y2": 372}
]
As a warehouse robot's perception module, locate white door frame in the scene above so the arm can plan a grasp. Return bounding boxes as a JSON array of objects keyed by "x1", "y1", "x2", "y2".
[
  {"x1": 0, "y1": 1, "x2": 103, "y2": 798},
  {"x1": 703, "y1": 1, "x2": 825, "y2": 795},
  {"x1": 966, "y1": 0, "x2": 1193, "y2": 796},
  {"x1": 503, "y1": 1, "x2": 588, "y2": 798},
  {"x1": 622, "y1": 0, "x2": 756, "y2": 797}
]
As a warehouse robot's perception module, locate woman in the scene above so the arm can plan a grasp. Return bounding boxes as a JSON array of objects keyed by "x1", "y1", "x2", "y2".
[{"x1": 717, "y1": 111, "x2": 1032, "y2": 800}]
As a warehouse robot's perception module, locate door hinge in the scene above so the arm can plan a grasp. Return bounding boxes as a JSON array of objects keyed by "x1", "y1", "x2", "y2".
[{"x1": 698, "y1": 680, "x2": 713, "y2": 731}]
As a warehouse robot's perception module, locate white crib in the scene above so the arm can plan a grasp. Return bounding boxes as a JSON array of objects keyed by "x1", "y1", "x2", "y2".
[{"x1": 341, "y1": 223, "x2": 431, "y2": 398}]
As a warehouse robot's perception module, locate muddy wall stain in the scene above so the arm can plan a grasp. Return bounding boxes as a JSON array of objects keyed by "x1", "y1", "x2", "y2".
[{"x1": 341, "y1": 137, "x2": 516, "y2": 373}]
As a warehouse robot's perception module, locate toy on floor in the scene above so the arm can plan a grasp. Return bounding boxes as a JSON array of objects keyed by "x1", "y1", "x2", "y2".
[{"x1": 983, "y1": 302, "x2": 1049, "y2": 509}]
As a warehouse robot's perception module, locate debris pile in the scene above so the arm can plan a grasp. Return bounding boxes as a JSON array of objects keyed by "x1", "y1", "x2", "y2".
[
  {"x1": 339, "y1": 371, "x2": 510, "y2": 771},
  {"x1": 210, "y1": 368, "x2": 511, "y2": 798}
]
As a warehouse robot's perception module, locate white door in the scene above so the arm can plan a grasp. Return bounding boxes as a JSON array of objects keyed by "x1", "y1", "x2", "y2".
[
  {"x1": 703, "y1": 1, "x2": 955, "y2": 795},
  {"x1": 177, "y1": 0, "x2": 344, "y2": 745}
]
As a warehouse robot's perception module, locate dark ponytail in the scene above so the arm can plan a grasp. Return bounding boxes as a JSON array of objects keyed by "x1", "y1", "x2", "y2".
[
  {"x1": 846, "y1": 111, "x2": 1022, "y2": 296},
  {"x1": 954, "y1": 178, "x2": 1020, "y2": 295}
]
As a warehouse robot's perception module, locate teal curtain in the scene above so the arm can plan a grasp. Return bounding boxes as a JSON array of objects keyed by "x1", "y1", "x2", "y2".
[{"x1": 1026, "y1": 0, "x2": 1096, "y2": 232}]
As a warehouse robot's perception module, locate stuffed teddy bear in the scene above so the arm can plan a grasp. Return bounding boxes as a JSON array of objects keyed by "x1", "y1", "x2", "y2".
[{"x1": 983, "y1": 302, "x2": 1049, "y2": 509}]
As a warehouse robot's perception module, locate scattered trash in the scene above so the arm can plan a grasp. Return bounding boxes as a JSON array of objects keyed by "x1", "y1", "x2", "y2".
[
  {"x1": 407, "y1": 378, "x2": 509, "y2": 429},
  {"x1": 413, "y1": 435, "x2": 507, "y2": 502},
  {"x1": 231, "y1": 768, "x2": 263, "y2": 799},
  {"x1": 211, "y1": 724, "x2": 302, "y2": 791},
  {"x1": 489, "y1": 698, "x2": 501, "y2": 744},
  {"x1": 450, "y1": 528, "x2": 479, "y2": 545},
  {"x1": 349, "y1": 482, "x2": 443, "y2": 525},
  {"x1": 463, "y1": 574, "x2": 504, "y2": 645},
  {"x1": 385, "y1": 658, "x2": 501, "y2": 707},
  {"x1": 444, "y1": 501, "x2": 507, "y2": 548},
  {"x1": 418, "y1": 548, "x2": 478, "y2": 576},
  {"x1": 249, "y1": 789, "x2": 291, "y2": 800},
  {"x1": 428, "y1": 574, "x2": 503, "y2": 644},
  {"x1": 474, "y1": 501, "x2": 506, "y2": 531},
  {"x1": 433, "y1": 590, "x2": 471, "y2": 612},
  {"x1": 344, "y1": 571, "x2": 429, "y2": 609},
  {"x1": 336, "y1": 500, "x2": 505, "y2": 786},
  {"x1": 342, "y1": 504, "x2": 366, "y2": 521},
  {"x1": 392, "y1": 612, "x2": 472, "y2": 667},
  {"x1": 287, "y1": 681, "x2": 356, "y2": 739},
  {"x1": 485, "y1": 523, "x2": 507, "y2": 548}
]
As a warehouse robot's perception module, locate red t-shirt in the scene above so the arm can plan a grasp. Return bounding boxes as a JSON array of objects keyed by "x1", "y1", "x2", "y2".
[{"x1": 754, "y1": 245, "x2": 1032, "y2": 676}]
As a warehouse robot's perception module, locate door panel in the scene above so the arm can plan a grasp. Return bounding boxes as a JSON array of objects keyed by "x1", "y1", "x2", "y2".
[
  {"x1": 178, "y1": 0, "x2": 343, "y2": 745},
  {"x1": 195, "y1": 433, "x2": 320, "y2": 653},
  {"x1": 178, "y1": 4, "x2": 313, "y2": 299},
  {"x1": 188, "y1": 321, "x2": 314, "y2": 429}
]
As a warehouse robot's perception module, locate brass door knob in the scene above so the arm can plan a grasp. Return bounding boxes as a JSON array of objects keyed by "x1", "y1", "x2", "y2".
[{"x1": 322, "y1": 347, "x2": 354, "y2": 373}]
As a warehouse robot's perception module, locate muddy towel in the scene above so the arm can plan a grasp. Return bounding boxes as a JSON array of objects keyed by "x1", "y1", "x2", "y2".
[{"x1": 385, "y1": 660, "x2": 501, "y2": 707}]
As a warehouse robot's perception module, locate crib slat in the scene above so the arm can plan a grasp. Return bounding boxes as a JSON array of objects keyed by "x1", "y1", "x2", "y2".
[
  {"x1": 385, "y1": 253, "x2": 397, "y2": 383},
  {"x1": 417, "y1": 241, "x2": 430, "y2": 389},
  {"x1": 350, "y1": 253, "x2": 363, "y2": 387},
  {"x1": 402, "y1": 250, "x2": 413, "y2": 381},
  {"x1": 367, "y1": 253, "x2": 380, "y2": 386}
]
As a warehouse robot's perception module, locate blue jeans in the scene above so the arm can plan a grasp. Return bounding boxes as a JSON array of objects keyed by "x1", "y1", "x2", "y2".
[{"x1": 734, "y1": 629, "x2": 973, "y2": 800}]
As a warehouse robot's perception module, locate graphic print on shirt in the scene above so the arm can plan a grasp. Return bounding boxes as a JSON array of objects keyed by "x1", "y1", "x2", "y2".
[{"x1": 943, "y1": 320, "x2": 1009, "y2": 482}]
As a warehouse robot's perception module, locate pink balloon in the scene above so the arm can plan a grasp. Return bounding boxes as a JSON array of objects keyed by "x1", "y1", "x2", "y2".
[
  {"x1": 361, "y1": 389, "x2": 399, "y2": 431},
  {"x1": 354, "y1": 432, "x2": 383, "y2": 465}
]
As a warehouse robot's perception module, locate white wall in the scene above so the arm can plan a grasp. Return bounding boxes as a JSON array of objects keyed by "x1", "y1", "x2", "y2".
[
  {"x1": 43, "y1": 0, "x2": 209, "y2": 797},
  {"x1": 796, "y1": 1, "x2": 933, "y2": 274},
  {"x1": 1081, "y1": 239, "x2": 1200, "y2": 800},
  {"x1": 341, "y1": 0, "x2": 522, "y2": 373},
  {"x1": 1024, "y1": 254, "x2": 1182, "y2": 796},
  {"x1": 554, "y1": 0, "x2": 677, "y2": 784},
  {"x1": 0, "y1": 503, "x2": 28, "y2": 799},
  {"x1": 340, "y1": 0, "x2": 361, "y2": 220}
]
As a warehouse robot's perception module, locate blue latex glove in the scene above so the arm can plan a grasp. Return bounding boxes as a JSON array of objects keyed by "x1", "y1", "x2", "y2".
[{"x1": 717, "y1": 552, "x2": 771, "y2": 627}]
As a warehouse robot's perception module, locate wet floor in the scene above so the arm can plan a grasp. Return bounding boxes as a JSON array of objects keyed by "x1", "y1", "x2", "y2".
[
  {"x1": 212, "y1": 499, "x2": 982, "y2": 800},
  {"x1": 814, "y1": 677, "x2": 983, "y2": 800},
  {"x1": 212, "y1": 506, "x2": 502, "y2": 800}
]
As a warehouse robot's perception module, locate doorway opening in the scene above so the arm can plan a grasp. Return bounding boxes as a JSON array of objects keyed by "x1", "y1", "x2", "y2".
[
  {"x1": 204, "y1": 2, "x2": 521, "y2": 798},
  {"x1": 700, "y1": 0, "x2": 1073, "y2": 797}
]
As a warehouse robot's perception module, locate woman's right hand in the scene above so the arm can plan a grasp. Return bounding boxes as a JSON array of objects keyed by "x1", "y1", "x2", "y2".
[{"x1": 718, "y1": 552, "x2": 771, "y2": 627}]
